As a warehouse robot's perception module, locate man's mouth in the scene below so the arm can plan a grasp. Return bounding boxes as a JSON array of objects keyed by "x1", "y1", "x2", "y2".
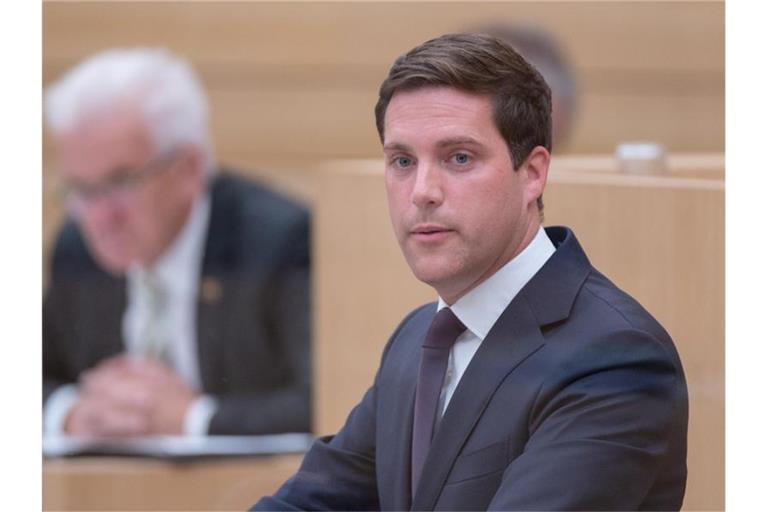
[{"x1": 410, "y1": 224, "x2": 454, "y2": 242}]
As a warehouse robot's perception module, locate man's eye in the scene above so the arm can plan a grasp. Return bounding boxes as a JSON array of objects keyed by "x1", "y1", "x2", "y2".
[
  {"x1": 452, "y1": 152, "x2": 471, "y2": 165},
  {"x1": 394, "y1": 156, "x2": 413, "y2": 168}
]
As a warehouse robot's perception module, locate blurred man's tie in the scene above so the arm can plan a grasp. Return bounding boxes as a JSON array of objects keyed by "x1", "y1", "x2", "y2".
[{"x1": 139, "y1": 271, "x2": 168, "y2": 361}]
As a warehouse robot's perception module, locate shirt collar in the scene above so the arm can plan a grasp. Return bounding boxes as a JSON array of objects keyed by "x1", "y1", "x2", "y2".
[
  {"x1": 437, "y1": 225, "x2": 556, "y2": 340},
  {"x1": 127, "y1": 192, "x2": 211, "y2": 298}
]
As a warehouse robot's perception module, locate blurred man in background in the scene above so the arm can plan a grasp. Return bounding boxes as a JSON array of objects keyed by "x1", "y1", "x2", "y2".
[{"x1": 43, "y1": 48, "x2": 311, "y2": 437}]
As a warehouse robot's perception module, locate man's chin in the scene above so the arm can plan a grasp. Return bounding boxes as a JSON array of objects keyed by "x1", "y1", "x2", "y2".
[{"x1": 407, "y1": 260, "x2": 458, "y2": 289}]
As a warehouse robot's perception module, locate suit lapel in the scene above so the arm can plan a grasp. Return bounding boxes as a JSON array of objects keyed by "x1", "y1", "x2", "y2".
[
  {"x1": 195, "y1": 176, "x2": 232, "y2": 391},
  {"x1": 411, "y1": 296, "x2": 545, "y2": 510},
  {"x1": 81, "y1": 273, "x2": 127, "y2": 363},
  {"x1": 410, "y1": 227, "x2": 592, "y2": 510},
  {"x1": 376, "y1": 309, "x2": 431, "y2": 511},
  {"x1": 196, "y1": 274, "x2": 228, "y2": 390},
  {"x1": 389, "y1": 341, "x2": 421, "y2": 511}
]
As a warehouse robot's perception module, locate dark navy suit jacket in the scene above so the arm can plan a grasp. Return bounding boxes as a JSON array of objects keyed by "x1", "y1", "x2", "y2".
[
  {"x1": 43, "y1": 172, "x2": 312, "y2": 435},
  {"x1": 254, "y1": 226, "x2": 687, "y2": 510}
]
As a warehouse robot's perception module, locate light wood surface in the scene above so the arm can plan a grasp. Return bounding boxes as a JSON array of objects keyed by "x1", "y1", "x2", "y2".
[
  {"x1": 43, "y1": 1, "x2": 724, "y2": 161},
  {"x1": 313, "y1": 156, "x2": 724, "y2": 511},
  {"x1": 43, "y1": 454, "x2": 302, "y2": 511},
  {"x1": 42, "y1": 1, "x2": 724, "y2": 263}
]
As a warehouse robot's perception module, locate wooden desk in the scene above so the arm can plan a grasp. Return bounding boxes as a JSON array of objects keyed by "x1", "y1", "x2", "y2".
[{"x1": 43, "y1": 454, "x2": 302, "y2": 510}]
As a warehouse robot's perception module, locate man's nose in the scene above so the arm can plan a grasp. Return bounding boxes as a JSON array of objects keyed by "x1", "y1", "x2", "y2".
[{"x1": 411, "y1": 162, "x2": 444, "y2": 209}]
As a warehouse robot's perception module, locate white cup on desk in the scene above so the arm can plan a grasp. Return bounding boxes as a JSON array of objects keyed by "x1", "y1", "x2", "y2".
[{"x1": 615, "y1": 141, "x2": 667, "y2": 174}]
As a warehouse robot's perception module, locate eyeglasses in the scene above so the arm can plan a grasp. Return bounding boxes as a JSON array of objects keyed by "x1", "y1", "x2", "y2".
[{"x1": 58, "y1": 150, "x2": 178, "y2": 214}]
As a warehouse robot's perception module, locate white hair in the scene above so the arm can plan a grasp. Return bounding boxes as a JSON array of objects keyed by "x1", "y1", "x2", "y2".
[{"x1": 45, "y1": 47, "x2": 216, "y2": 175}]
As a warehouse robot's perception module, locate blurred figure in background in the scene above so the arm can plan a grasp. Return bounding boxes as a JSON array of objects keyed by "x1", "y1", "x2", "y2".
[
  {"x1": 43, "y1": 48, "x2": 311, "y2": 437},
  {"x1": 473, "y1": 23, "x2": 578, "y2": 150}
]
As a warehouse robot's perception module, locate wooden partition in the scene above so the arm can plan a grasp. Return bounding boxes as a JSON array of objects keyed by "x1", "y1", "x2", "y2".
[
  {"x1": 313, "y1": 156, "x2": 724, "y2": 510},
  {"x1": 42, "y1": 1, "x2": 724, "y2": 255},
  {"x1": 43, "y1": 454, "x2": 302, "y2": 510},
  {"x1": 42, "y1": 1, "x2": 724, "y2": 161}
]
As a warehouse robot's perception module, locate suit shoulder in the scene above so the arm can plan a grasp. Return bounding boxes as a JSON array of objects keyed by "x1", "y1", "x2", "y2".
[
  {"x1": 211, "y1": 171, "x2": 309, "y2": 229},
  {"x1": 397, "y1": 302, "x2": 437, "y2": 333},
  {"x1": 532, "y1": 270, "x2": 687, "y2": 416},
  {"x1": 383, "y1": 302, "x2": 435, "y2": 347},
  {"x1": 554, "y1": 269, "x2": 684, "y2": 375},
  {"x1": 579, "y1": 270, "x2": 673, "y2": 345},
  {"x1": 377, "y1": 302, "x2": 436, "y2": 369},
  {"x1": 49, "y1": 220, "x2": 101, "y2": 275},
  {"x1": 206, "y1": 171, "x2": 311, "y2": 268}
]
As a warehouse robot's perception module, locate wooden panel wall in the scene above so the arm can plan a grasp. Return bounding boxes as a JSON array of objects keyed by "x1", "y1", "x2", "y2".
[
  {"x1": 42, "y1": 1, "x2": 724, "y2": 254},
  {"x1": 43, "y1": 1, "x2": 724, "y2": 161},
  {"x1": 313, "y1": 156, "x2": 724, "y2": 510},
  {"x1": 43, "y1": 455, "x2": 302, "y2": 510}
]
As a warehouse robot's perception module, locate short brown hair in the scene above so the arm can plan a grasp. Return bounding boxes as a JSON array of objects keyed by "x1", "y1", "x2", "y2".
[{"x1": 374, "y1": 33, "x2": 552, "y2": 211}]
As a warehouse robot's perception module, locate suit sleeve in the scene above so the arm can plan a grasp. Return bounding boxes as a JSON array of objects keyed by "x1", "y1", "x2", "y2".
[
  {"x1": 250, "y1": 306, "x2": 423, "y2": 510},
  {"x1": 43, "y1": 278, "x2": 70, "y2": 403},
  {"x1": 252, "y1": 385, "x2": 380, "y2": 511},
  {"x1": 488, "y1": 329, "x2": 688, "y2": 511},
  {"x1": 251, "y1": 356, "x2": 383, "y2": 510},
  {"x1": 43, "y1": 226, "x2": 79, "y2": 404},
  {"x1": 208, "y1": 207, "x2": 312, "y2": 435}
]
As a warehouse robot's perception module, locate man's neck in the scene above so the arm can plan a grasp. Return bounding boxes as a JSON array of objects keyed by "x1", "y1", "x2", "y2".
[
  {"x1": 437, "y1": 225, "x2": 555, "y2": 340},
  {"x1": 440, "y1": 219, "x2": 542, "y2": 305}
]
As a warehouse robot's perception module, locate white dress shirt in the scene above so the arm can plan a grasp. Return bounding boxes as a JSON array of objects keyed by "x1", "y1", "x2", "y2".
[
  {"x1": 44, "y1": 194, "x2": 217, "y2": 436},
  {"x1": 436, "y1": 225, "x2": 556, "y2": 417}
]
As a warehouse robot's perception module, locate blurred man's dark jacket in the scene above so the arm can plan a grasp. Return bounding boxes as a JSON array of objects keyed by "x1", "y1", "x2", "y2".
[{"x1": 44, "y1": 172, "x2": 312, "y2": 435}]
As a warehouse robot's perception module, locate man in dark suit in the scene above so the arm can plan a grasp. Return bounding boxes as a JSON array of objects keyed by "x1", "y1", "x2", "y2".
[
  {"x1": 43, "y1": 48, "x2": 311, "y2": 437},
  {"x1": 254, "y1": 33, "x2": 687, "y2": 510}
]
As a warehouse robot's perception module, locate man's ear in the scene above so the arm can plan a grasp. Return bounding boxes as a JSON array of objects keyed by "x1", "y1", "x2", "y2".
[
  {"x1": 174, "y1": 145, "x2": 207, "y2": 196},
  {"x1": 520, "y1": 145, "x2": 550, "y2": 210},
  {"x1": 175, "y1": 145, "x2": 203, "y2": 176}
]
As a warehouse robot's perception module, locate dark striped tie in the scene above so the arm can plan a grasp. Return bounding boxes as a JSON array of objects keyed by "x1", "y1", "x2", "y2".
[{"x1": 411, "y1": 307, "x2": 466, "y2": 497}]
